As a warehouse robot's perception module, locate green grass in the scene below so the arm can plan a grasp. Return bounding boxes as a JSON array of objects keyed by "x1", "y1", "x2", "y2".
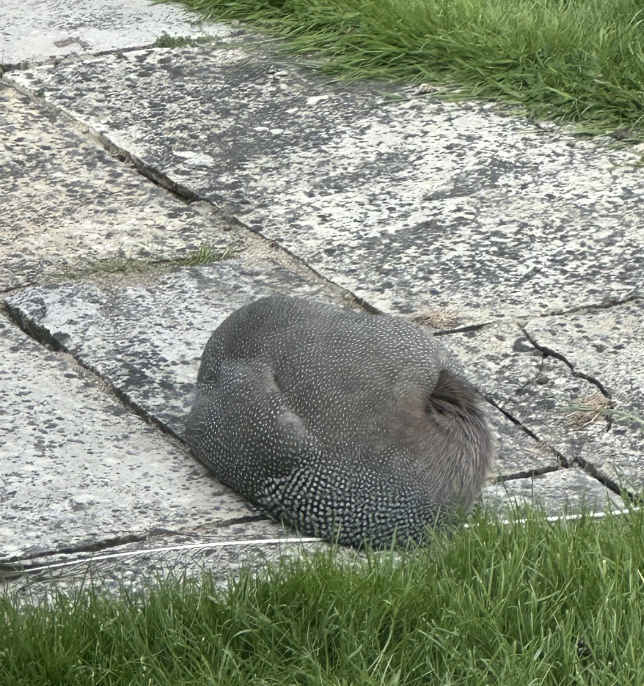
[
  {"x1": 154, "y1": 31, "x2": 219, "y2": 48},
  {"x1": 161, "y1": 0, "x2": 644, "y2": 135},
  {"x1": 58, "y1": 242, "x2": 241, "y2": 278},
  {"x1": 172, "y1": 241, "x2": 241, "y2": 266},
  {"x1": 3, "y1": 507, "x2": 644, "y2": 685}
]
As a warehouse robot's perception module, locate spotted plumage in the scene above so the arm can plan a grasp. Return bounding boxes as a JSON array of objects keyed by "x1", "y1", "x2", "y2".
[{"x1": 186, "y1": 295, "x2": 495, "y2": 547}]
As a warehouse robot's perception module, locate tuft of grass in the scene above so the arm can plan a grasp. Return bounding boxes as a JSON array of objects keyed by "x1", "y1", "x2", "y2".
[
  {"x1": 3, "y1": 507, "x2": 644, "y2": 685},
  {"x1": 564, "y1": 393, "x2": 612, "y2": 429},
  {"x1": 161, "y1": 0, "x2": 644, "y2": 135}
]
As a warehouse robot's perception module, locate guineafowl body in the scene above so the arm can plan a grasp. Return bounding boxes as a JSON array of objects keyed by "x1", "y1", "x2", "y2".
[{"x1": 186, "y1": 296, "x2": 495, "y2": 548}]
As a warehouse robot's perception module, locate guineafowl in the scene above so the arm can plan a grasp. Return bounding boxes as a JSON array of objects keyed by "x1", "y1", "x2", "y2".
[{"x1": 186, "y1": 295, "x2": 495, "y2": 548}]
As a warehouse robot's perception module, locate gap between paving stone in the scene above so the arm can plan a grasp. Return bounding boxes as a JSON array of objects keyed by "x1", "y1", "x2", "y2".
[
  {"x1": 2, "y1": 513, "x2": 271, "y2": 567},
  {"x1": 5, "y1": 43, "x2": 643, "y2": 326},
  {"x1": 2, "y1": 523, "x2": 331, "y2": 598}
]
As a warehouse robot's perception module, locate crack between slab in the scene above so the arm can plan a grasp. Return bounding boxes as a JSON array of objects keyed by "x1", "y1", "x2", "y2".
[
  {"x1": 0, "y1": 44, "x2": 162, "y2": 73},
  {"x1": 0, "y1": 281, "x2": 38, "y2": 296},
  {"x1": 484, "y1": 395, "x2": 569, "y2": 465},
  {"x1": 433, "y1": 293, "x2": 640, "y2": 333},
  {"x1": 485, "y1": 394, "x2": 630, "y2": 499},
  {"x1": 485, "y1": 337, "x2": 636, "y2": 502},
  {"x1": 537, "y1": 292, "x2": 641, "y2": 319},
  {"x1": 494, "y1": 465, "x2": 562, "y2": 482},
  {"x1": 0, "y1": 514, "x2": 269, "y2": 576},
  {"x1": 0, "y1": 529, "x2": 178, "y2": 568},
  {"x1": 3, "y1": 74, "x2": 205, "y2": 206},
  {"x1": 433, "y1": 322, "x2": 489, "y2": 336},
  {"x1": 522, "y1": 325, "x2": 611, "y2": 398},
  {"x1": 226, "y1": 214, "x2": 383, "y2": 314}
]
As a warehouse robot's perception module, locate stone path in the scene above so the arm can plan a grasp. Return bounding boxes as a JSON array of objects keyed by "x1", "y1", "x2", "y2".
[{"x1": 1, "y1": 0, "x2": 640, "y2": 593}]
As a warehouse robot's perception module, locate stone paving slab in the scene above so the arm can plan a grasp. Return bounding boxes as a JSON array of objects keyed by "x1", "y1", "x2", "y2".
[
  {"x1": 445, "y1": 320, "x2": 644, "y2": 491},
  {"x1": 1, "y1": 0, "x2": 234, "y2": 66},
  {"x1": 0, "y1": 315, "x2": 267, "y2": 564},
  {"x1": 481, "y1": 468, "x2": 625, "y2": 518},
  {"x1": 0, "y1": 83, "x2": 236, "y2": 293},
  {"x1": 6, "y1": 46, "x2": 644, "y2": 324},
  {"x1": 6, "y1": 264, "x2": 569, "y2": 479}
]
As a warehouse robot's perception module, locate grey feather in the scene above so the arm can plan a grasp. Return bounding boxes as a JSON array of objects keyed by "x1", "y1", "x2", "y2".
[{"x1": 186, "y1": 296, "x2": 495, "y2": 548}]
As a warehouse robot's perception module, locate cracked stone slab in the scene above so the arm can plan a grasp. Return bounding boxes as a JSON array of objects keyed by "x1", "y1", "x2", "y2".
[
  {"x1": 445, "y1": 321, "x2": 644, "y2": 492},
  {"x1": 5, "y1": 260, "x2": 334, "y2": 438},
  {"x1": 0, "y1": 316, "x2": 270, "y2": 563},
  {"x1": 7, "y1": 46, "x2": 644, "y2": 323},
  {"x1": 1, "y1": 0, "x2": 235, "y2": 66},
  {"x1": 525, "y1": 301, "x2": 644, "y2": 491},
  {"x1": 526, "y1": 299, "x2": 644, "y2": 414},
  {"x1": 0, "y1": 83, "x2": 237, "y2": 292},
  {"x1": 481, "y1": 468, "x2": 625, "y2": 518}
]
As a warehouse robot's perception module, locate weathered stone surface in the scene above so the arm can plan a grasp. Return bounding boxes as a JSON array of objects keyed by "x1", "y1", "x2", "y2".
[
  {"x1": 1, "y1": 0, "x2": 234, "y2": 66},
  {"x1": 0, "y1": 84, "x2": 235, "y2": 293},
  {"x1": 5, "y1": 260, "x2": 333, "y2": 438},
  {"x1": 7, "y1": 46, "x2": 644, "y2": 323},
  {"x1": 481, "y1": 468, "x2": 625, "y2": 518},
  {"x1": 0, "y1": 316, "x2": 264, "y2": 563},
  {"x1": 446, "y1": 320, "x2": 644, "y2": 492}
]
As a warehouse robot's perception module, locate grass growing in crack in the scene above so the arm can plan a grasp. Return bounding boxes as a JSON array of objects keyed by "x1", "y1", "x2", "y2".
[
  {"x1": 173, "y1": 241, "x2": 240, "y2": 266},
  {"x1": 161, "y1": 0, "x2": 644, "y2": 135},
  {"x1": 60, "y1": 242, "x2": 241, "y2": 278},
  {"x1": 3, "y1": 507, "x2": 644, "y2": 685},
  {"x1": 154, "y1": 31, "x2": 219, "y2": 48}
]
